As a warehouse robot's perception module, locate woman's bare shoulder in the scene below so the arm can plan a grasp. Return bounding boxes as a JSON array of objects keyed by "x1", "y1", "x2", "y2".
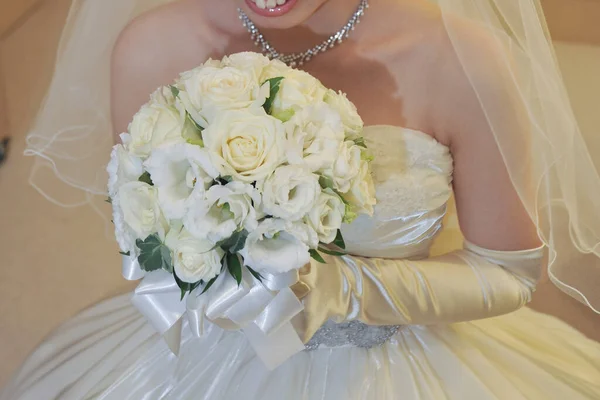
[
  {"x1": 110, "y1": 1, "x2": 214, "y2": 133},
  {"x1": 421, "y1": 11, "x2": 520, "y2": 144}
]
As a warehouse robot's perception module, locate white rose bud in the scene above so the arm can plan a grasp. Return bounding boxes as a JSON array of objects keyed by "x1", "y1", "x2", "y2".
[
  {"x1": 117, "y1": 181, "x2": 167, "y2": 240},
  {"x1": 107, "y1": 144, "x2": 143, "y2": 198},
  {"x1": 262, "y1": 165, "x2": 321, "y2": 221},
  {"x1": 285, "y1": 102, "x2": 345, "y2": 172},
  {"x1": 145, "y1": 143, "x2": 219, "y2": 220},
  {"x1": 239, "y1": 219, "x2": 317, "y2": 274},
  {"x1": 324, "y1": 89, "x2": 364, "y2": 139},
  {"x1": 166, "y1": 228, "x2": 224, "y2": 283},
  {"x1": 343, "y1": 160, "x2": 377, "y2": 217},
  {"x1": 203, "y1": 108, "x2": 285, "y2": 183},
  {"x1": 323, "y1": 141, "x2": 362, "y2": 193},
  {"x1": 184, "y1": 181, "x2": 261, "y2": 243},
  {"x1": 128, "y1": 95, "x2": 199, "y2": 158},
  {"x1": 305, "y1": 189, "x2": 346, "y2": 244}
]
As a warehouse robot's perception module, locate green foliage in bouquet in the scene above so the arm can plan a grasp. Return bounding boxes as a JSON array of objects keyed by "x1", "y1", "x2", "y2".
[{"x1": 136, "y1": 234, "x2": 172, "y2": 273}]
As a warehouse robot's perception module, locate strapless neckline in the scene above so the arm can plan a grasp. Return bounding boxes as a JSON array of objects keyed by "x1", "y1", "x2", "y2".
[
  {"x1": 364, "y1": 125, "x2": 450, "y2": 152},
  {"x1": 340, "y1": 125, "x2": 453, "y2": 259}
]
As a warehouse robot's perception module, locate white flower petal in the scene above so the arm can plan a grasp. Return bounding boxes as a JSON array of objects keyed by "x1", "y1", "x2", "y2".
[{"x1": 240, "y1": 219, "x2": 313, "y2": 274}]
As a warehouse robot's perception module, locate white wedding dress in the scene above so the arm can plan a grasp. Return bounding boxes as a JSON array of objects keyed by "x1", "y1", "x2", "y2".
[{"x1": 2, "y1": 126, "x2": 599, "y2": 400}]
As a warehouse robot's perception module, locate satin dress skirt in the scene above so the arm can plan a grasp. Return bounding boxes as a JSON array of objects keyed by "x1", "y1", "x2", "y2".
[{"x1": 1, "y1": 294, "x2": 599, "y2": 400}]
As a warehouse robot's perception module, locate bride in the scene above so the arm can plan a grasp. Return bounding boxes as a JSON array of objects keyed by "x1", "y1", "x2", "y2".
[{"x1": 3, "y1": 0, "x2": 600, "y2": 398}]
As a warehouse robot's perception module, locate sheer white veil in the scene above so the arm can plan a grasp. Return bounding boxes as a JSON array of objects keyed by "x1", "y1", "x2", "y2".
[{"x1": 25, "y1": 0, "x2": 600, "y2": 312}]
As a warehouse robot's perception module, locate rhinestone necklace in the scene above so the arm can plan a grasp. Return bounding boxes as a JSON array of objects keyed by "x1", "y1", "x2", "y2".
[{"x1": 237, "y1": 0, "x2": 369, "y2": 67}]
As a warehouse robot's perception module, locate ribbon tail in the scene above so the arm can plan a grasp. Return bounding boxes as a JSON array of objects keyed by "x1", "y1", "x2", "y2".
[
  {"x1": 244, "y1": 287, "x2": 306, "y2": 370},
  {"x1": 163, "y1": 318, "x2": 183, "y2": 356},
  {"x1": 187, "y1": 289, "x2": 211, "y2": 338},
  {"x1": 244, "y1": 322, "x2": 305, "y2": 370},
  {"x1": 122, "y1": 255, "x2": 145, "y2": 281}
]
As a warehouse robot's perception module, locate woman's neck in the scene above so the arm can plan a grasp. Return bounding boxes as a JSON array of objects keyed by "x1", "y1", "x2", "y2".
[{"x1": 200, "y1": 0, "x2": 369, "y2": 53}]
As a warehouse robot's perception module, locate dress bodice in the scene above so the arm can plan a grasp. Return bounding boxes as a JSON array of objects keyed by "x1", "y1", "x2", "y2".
[
  {"x1": 306, "y1": 125, "x2": 454, "y2": 351},
  {"x1": 342, "y1": 125, "x2": 453, "y2": 259}
]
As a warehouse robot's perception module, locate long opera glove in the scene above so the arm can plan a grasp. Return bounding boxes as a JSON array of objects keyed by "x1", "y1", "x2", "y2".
[{"x1": 294, "y1": 241, "x2": 544, "y2": 343}]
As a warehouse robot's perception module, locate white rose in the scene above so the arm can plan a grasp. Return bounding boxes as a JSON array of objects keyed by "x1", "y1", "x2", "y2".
[
  {"x1": 179, "y1": 65, "x2": 267, "y2": 123},
  {"x1": 166, "y1": 228, "x2": 224, "y2": 283},
  {"x1": 203, "y1": 108, "x2": 285, "y2": 183},
  {"x1": 223, "y1": 52, "x2": 271, "y2": 81},
  {"x1": 323, "y1": 141, "x2": 362, "y2": 193},
  {"x1": 305, "y1": 189, "x2": 345, "y2": 244},
  {"x1": 144, "y1": 143, "x2": 219, "y2": 220},
  {"x1": 343, "y1": 160, "x2": 377, "y2": 217},
  {"x1": 184, "y1": 181, "x2": 261, "y2": 243},
  {"x1": 285, "y1": 102, "x2": 345, "y2": 172},
  {"x1": 239, "y1": 219, "x2": 317, "y2": 274},
  {"x1": 117, "y1": 181, "x2": 167, "y2": 240},
  {"x1": 107, "y1": 144, "x2": 143, "y2": 198},
  {"x1": 260, "y1": 59, "x2": 292, "y2": 82},
  {"x1": 262, "y1": 165, "x2": 321, "y2": 221},
  {"x1": 269, "y1": 69, "x2": 327, "y2": 116},
  {"x1": 128, "y1": 97, "x2": 199, "y2": 158},
  {"x1": 324, "y1": 89, "x2": 363, "y2": 139}
]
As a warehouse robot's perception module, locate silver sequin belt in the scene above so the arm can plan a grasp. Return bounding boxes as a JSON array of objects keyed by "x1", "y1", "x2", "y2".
[{"x1": 304, "y1": 320, "x2": 402, "y2": 351}]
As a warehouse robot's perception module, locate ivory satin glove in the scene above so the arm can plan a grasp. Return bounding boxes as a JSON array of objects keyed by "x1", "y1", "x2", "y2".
[{"x1": 293, "y1": 241, "x2": 545, "y2": 343}]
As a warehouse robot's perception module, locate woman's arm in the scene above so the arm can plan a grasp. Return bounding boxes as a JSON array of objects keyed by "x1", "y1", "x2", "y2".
[
  {"x1": 438, "y1": 27, "x2": 541, "y2": 252},
  {"x1": 295, "y1": 29, "x2": 545, "y2": 342}
]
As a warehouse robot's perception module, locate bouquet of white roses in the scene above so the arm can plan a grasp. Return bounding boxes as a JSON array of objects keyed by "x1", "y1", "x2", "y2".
[{"x1": 108, "y1": 52, "x2": 375, "y2": 301}]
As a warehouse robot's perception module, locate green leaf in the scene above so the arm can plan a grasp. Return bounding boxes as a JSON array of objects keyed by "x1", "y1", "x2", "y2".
[
  {"x1": 136, "y1": 234, "x2": 172, "y2": 272},
  {"x1": 186, "y1": 138, "x2": 204, "y2": 147},
  {"x1": 262, "y1": 76, "x2": 284, "y2": 114},
  {"x1": 220, "y1": 203, "x2": 235, "y2": 221},
  {"x1": 247, "y1": 266, "x2": 264, "y2": 282},
  {"x1": 174, "y1": 270, "x2": 202, "y2": 301},
  {"x1": 319, "y1": 176, "x2": 335, "y2": 190},
  {"x1": 218, "y1": 230, "x2": 248, "y2": 253},
  {"x1": 119, "y1": 251, "x2": 131, "y2": 256},
  {"x1": 318, "y1": 247, "x2": 346, "y2": 256},
  {"x1": 170, "y1": 85, "x2": 180, "y2": 98},
  {"x1": 227, "y1": 253, "x2": 242, "y2": 285},
  {"x1": 201, "y1": 275, "x2": 219, "y2": 295},
  {"x1": 353, "y1": 137, "x2": 367, "y2": 148},
  {"x1": 333, "y1": 230, "x2": 346, "y2": 250},
  {"x1": 186, "y1": 112, "x2": 204, "y2": 131},
  {"x1": 272, "y1": 108, "x2": 295, "y2": 122},
  {"x1": 215, "y1": 176, "x2": 233, "y2": 185},
  {"x1": 138, "y1": 171, "x2": 153, "y2": 186},
  {"x1": 309, "y1": 249, "x2": 326, "y2": 264}
]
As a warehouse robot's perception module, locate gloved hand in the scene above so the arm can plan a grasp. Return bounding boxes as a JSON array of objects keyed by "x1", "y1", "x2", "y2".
[{"x1": 293, "y1": 241, "x2": 544, "y2": 343}]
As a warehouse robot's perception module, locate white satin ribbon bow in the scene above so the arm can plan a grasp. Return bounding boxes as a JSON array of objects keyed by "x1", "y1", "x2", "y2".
[{"x1": 122, "y1": 255, "x2": 306, "y2": 370}]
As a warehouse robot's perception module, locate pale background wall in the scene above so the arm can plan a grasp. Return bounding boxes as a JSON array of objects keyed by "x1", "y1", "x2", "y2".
[{"x1": 0, "y1": 0, "x2": 599, "y2": 387}]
